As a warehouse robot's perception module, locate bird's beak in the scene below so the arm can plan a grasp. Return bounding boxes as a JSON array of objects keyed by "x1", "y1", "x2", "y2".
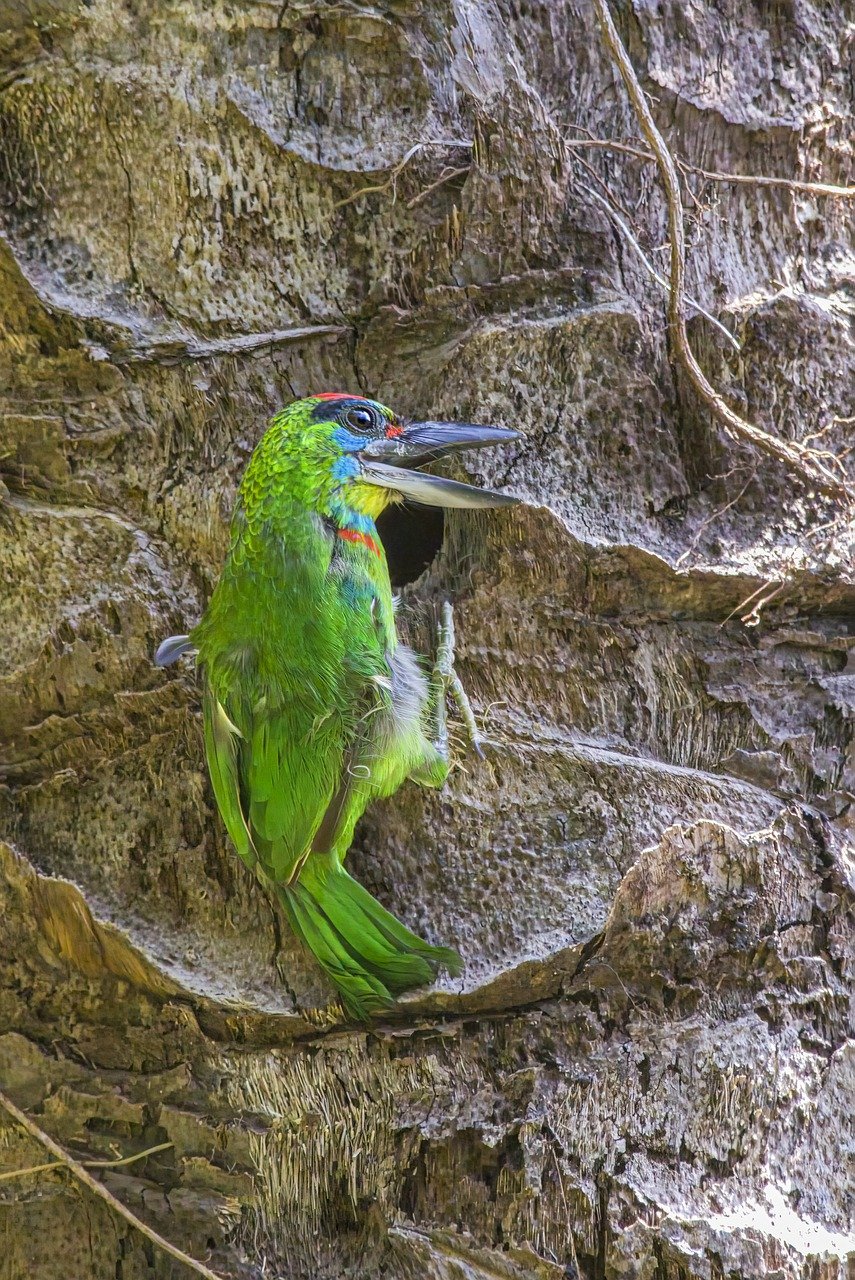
[{"x1": 359, "y1": 420, "x2": 522, "y2": 508}]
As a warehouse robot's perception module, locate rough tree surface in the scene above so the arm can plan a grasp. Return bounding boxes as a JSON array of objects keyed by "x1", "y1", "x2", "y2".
[{"x1": 0, "y1": 2, "x2": 853, "y2": 1278}]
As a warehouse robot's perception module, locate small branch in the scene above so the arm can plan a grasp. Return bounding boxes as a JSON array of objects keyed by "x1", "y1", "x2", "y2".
[
  {"x1": 0, "y1": 1139, "x2": 175, "y2": 1184},
  {"x1": 564, "y1": 135, "x2": 855, "y2": 199},
  {"x1": 566, "y1": 135, "x2": 655, "y2": 164},
  {"x1": 0, "y1": 1159, "x2": 63, "y2": 1184},
  {"x1": 682, "y1": 165, "x2": 855, "y2": 200},
  {"x1": 674, "y1": 469, "x2": 756, "y2": 568},
  {"x1": 406, "y1": 166, "x2": 470, "y2": 208},
  {"x1": 0, "y1": 1090, "x2": 225, "y2": 1280},
  {"x1": 86, "y1": 1140, "x2": 175, "y2": 1170},
  {"x1": 334, "y1": 141, "x2": 472, "y2": 209},
  {"x1": 721, "y1": 578, "x2": 785, "y2": 627},
  {"x1": 592, "y1": 0, "x2": 852, "y2": 502},
  {"x1": 572, "y1": 148, "x2": 639, "y2": 226}
]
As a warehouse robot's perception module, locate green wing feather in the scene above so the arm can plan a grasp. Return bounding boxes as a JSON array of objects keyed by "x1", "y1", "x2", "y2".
[
  {"x1": 202, "y1": 687, "x2": 256, "y2": 871},
  {"x1": 246, "y1": 711, "x2": 341, "y2": 883}
]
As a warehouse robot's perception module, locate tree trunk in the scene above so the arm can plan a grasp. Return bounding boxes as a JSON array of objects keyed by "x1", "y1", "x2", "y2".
[{"x1": 0, "y1": 2, "x2": 852, "y2": 1277}]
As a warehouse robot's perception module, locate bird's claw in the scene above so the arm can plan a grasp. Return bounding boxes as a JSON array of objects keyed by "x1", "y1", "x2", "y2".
[{"x1": 432, "y1": 601, "x2": 484, "y2": 760}]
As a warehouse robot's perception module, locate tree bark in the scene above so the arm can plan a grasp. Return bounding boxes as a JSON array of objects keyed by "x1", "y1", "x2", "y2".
[{"x1": 0, "y1": 2, "x2": 852, "y2": 1277}]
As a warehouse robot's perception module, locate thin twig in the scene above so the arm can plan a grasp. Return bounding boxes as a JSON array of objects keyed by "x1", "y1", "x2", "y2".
[
  {"x1": 86, "y1": 1140, "x2": 175, "y2": 1170},
  {"x1": 573, "y1": 148, "x2": 638, "y2": 224},
  {"x1": 0, "y1": 1139, "x2": 175, "y2": 1184},
  {"x1": 334, "y1": 141, "x2": 472, "y2": 209},
  {"x1": 0, "y1": 1159, "x2": 63, "y2": 1184},
  {"x1": 720, "y1": 579, "x2": 781, "y2": 627},
  {"x1": 583, "y1": 183, "x2": 741, "y2": 353},
  {"x1": 802, "y1": 415, "x2": 854, "y2": 449},
  {"x1": 0, "y1": 1090, "x2": 225, "y2": 1280},
  {"x1": 741, "y1": 580, "x2": 786, "y2": 626},
  {"x1": 406, "y1": 165, "x2": 470, "y2": 208},
  {"x1": 564, "y1": 136, "x2": 855, "y2": 199},
  {"x1": 683, "y1": 165, "x2": 855, "y2": 199},
  {"x1": 674, "y1": 470, "x2": 756, "y2": 568},
  {"x1": 591, "y1": 0, "x2": 852, "y2": 502},
  {"x1": 566, "y1": 135, "x2": 654, "y2": 163}
]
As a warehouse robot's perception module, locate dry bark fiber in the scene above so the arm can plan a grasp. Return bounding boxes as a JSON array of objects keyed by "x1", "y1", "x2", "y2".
[{"x1": 0, "y1": 1, "x2": 853, "y2": 1278}]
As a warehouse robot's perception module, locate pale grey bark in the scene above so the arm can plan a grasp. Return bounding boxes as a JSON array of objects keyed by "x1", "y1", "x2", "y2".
[{"x1": 0, "y1": 2, "x2": 853, "y2": 1277}]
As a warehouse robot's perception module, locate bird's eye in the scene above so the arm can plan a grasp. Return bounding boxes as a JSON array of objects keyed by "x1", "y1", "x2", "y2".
[{"x1": 344, "y1": 406, "x2": 376, "y2": 432}]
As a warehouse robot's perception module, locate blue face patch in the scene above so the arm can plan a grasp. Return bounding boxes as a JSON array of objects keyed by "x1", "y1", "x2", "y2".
[
  {"x1": 332, "y1": 426, "x2": 372, "y2": 453},
  {"x1": 331, "y1": 453, "x2": 361, "y2": 482}
]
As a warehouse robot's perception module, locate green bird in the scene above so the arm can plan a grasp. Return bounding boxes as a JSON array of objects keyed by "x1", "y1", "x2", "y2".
[{"x1": 156, "y1": 393, "x2": 520, "y2": 1019}]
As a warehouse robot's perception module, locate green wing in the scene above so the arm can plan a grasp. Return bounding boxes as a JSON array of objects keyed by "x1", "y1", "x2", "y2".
[
  {"x1": 202, "y1": 680, "x2": 345, "y2": 885},
  {"x1": 244, "y1": 707, "x2": 342, "y2": 883},
  {"x1": 202, "y1": 686, "x2": 257, "y2": 872}
]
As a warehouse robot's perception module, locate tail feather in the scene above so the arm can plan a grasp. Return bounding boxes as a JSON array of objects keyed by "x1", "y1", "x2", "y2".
[
  {"x1": 277, "y1": 856, "x2": 461, "y2": 1020},
  {"x1": 317, "y1": 866, "x2": 462, "y2": 979},
  {"x1": 311, "y1": 886, "x2": 436, "y2": 992},
  {"x1": 277, "y1": 882, "x2": 393, "y2": 1020}
]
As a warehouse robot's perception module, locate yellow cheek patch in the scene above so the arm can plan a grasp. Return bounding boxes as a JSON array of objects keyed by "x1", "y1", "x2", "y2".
[{"x1": 349, "y1": 482, "x2": 400, "y2": 519}]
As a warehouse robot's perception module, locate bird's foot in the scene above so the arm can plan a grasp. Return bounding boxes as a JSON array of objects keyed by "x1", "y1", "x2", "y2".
[{"x1": 432, "y1": 601, "x2": 484, "y2": 760}]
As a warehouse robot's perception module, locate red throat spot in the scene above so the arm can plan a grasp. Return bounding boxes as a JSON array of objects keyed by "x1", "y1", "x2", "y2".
[
  {"x1": 385, "y1": 424, "x2": 403, "y2": 437},
  {"x1": 338, "y1": 528, "x2": 381, "y2": 556}
]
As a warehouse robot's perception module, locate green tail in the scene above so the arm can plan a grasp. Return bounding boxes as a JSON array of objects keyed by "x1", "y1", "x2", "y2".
[{"x1": 276, "y1": 855, "x2": 461, "y2": 1020}]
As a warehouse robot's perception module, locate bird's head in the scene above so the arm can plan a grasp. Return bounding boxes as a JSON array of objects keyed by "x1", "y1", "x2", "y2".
[{"x1": 289, "y1": 392, "x2": 522, "y2": 517}]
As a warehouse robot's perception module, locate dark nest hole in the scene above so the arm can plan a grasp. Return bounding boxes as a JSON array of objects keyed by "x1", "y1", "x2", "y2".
[{"x1": 376, "y1": 503, "x2": 444, "y2": 587}]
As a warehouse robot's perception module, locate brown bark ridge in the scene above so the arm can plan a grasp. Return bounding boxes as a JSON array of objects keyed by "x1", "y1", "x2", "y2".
[{"x1": 0, "y1": 2, "x2": 853, "y2": 1277}]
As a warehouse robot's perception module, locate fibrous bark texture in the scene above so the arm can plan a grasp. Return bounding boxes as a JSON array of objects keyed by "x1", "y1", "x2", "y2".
[{"x1": 0, "y1": 2, "x2": 853, "y2": 1278}]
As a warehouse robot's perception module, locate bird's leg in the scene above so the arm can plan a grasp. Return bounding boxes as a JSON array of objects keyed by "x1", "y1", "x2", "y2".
[{"x1": 431, "y1": 601, "x2": 484, "y2": 760}]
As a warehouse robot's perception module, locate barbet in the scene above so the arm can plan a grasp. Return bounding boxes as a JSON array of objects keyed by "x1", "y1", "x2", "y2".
[{"x1": 156, "y1": 394, "x2": 520, "y2": 1018}]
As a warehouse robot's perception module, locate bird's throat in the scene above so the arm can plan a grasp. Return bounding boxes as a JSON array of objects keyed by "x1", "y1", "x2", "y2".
[
  {"x1": 332, "y1": 483, "x2": 394, "y2": 559},
  {"x1": 347, "y1": 481, "x2": 397, "y2": 520}
]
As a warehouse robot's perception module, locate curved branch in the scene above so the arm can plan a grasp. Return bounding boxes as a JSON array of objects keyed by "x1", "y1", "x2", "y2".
[
  {"x1": 582, "y1": 183, "x2": 741, "y2": 353},
  {"x1": 591, "y1": 0, "x2": 852, "y2": 503},
  {"x1": 334, "y1": 141, "x2": 472, "y2": 209},
  {"x1": 0, "y1": 1090, "x2": 225, "y2": 1280}
]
